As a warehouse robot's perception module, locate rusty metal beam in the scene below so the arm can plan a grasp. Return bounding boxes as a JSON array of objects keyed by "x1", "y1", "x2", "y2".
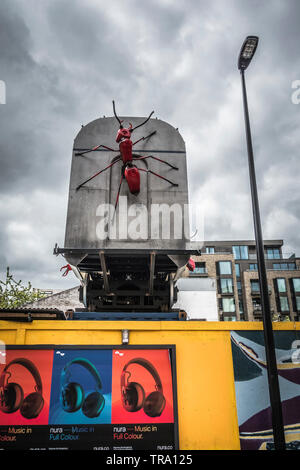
[
  {"x1": 149, "y1": 252, "x2": 156, "y2": 296},
  {"x1": 99, "y1": 251, "x2": 110, "y2": 293}
]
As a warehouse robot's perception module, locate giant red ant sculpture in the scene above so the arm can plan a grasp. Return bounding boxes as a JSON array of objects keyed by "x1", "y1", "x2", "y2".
[{"x1": 75, "y1": 101, "x2": 178, "y2": 212}]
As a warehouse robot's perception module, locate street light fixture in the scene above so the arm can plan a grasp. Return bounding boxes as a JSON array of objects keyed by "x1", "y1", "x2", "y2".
[
  {"x1": 238, "y1": 36, "x2": 259, "y2": 70},
  {"x1": 238, "y1": 36, "x2": 286, "y2": 450}
]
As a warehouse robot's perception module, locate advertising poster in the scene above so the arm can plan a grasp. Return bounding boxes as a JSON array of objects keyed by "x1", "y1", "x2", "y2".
[
  {"x1": 0, "y1": 349, "x2": 53, "y2": 426},
  {"x1": 49, "y1": 348, "x2": 112, "y2": 425},
  {"x1": 0, "y1": 345, "x2": 178, "y2": 450},
  {"x1": 231, "y1": 331, "x2": 300, "y2": 450},
  {"x1": 111, "y1": 348, "x2": 176, "y2": 450}
]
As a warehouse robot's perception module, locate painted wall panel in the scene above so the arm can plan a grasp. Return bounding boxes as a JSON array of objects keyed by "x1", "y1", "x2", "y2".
[{"x1": 0, "y1": 321, "x2": 299, "y2": 450}]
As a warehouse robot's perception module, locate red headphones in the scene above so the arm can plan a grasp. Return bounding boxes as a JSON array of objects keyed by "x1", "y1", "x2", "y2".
[
  {"x1": 121, "y1": 358, "x2": 166, "y2": 418},
  {"x1": 0, "y1": 358, "x2": 44, "y2": 419}
]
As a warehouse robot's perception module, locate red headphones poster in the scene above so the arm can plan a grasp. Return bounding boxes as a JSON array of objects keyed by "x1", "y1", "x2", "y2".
[
  {"x1": 0, "y1": 349, "x2": 53, "y2": 426},
  {"x1": 0, "y1": 345, "x2": 178, "y2": 451},
  {"x1": 111, "y1": 349, "x2": 174, "y2": 424}
]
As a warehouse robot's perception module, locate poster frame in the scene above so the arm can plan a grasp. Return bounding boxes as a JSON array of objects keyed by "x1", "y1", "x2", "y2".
[{"x1": 1, "y1": 344, "x2": 179, "y2": 450}]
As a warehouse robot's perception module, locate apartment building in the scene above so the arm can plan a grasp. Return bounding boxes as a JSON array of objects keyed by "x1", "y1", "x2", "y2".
[{"x1": 188, "y1": 240, "x2": 300, "y2": 321}]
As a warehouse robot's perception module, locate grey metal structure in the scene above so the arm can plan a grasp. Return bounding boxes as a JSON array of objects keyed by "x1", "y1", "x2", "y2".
[{"x1": 55, "y1": 112, "x2": 198, "y2": 311}]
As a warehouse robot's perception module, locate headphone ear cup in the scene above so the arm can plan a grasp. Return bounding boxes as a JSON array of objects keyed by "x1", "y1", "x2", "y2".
[
  {"x1": 82, "y1": 392, "x2": 105, "y2": 418},
  {"x1": 20, "y1": 392, "x2": 44, "y2": 419},
  {"x1": 0, "y1": 383, "x2": 24, "y2": 414},
  {"x1": 61, "y1": 382, "x2": 84, "y2": 412},
  {"x1": 123, "y1": 382, "x2": 145, "y2": 412},
  {"x1": 144, "y1": 391, "x2": 166, "y2": 417}
]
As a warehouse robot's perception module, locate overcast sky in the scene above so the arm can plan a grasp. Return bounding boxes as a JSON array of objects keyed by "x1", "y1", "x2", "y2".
[{"x1": 1, "y1": 0, "x2": 300, "y2": 290}]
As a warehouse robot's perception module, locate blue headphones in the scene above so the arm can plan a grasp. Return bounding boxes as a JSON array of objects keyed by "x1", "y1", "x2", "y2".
[{"x1": 60, "y1": 358, "x2": 105, "y2": 418}]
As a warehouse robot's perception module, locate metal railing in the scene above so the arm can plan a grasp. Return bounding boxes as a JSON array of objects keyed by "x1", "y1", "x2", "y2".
[
  {"x1": 202, "y1": 251, "x2": 297, "y2": 260},
  {"x1": 189, "y1": 268, "x2": 208, "y2": 275}
]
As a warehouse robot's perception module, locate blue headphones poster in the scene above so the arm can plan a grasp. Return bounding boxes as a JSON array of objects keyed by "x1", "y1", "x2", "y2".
[{"x1": 0, "y1": 345, "x2": 178, "y2": 450}]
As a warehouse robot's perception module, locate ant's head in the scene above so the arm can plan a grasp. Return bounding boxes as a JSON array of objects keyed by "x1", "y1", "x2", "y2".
[
  {"x1": 112, "y1": 100, "x2": 154, "y2": 142},
  {"x1": 116, "y1": 123, "x2": 132, "y2": 143}
]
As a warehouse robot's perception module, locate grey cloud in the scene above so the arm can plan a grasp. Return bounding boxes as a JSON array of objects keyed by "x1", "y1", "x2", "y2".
[{"x1": 0, "y1": 0, "x2": 300, "y2": 289}]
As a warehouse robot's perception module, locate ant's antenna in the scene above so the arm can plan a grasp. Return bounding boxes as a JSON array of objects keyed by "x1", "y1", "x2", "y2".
[
  {"x1": 131, "y1": 110, "x2": 154, "y2": 132},
  {"x1": 112, "y1": 100, "x2": 123, "y2": 128}
]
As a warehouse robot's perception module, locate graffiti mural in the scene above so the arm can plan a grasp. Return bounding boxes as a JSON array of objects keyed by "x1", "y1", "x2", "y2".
[{"x1": 231, "y1": 331, "x2": 300, "y2": 450}]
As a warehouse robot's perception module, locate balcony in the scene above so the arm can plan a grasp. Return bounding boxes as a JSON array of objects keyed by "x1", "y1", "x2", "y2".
[
  {"x1": 269, "y1": 263, "x2": 299, "y2": 271},
  {"x1": 189, "y1": 268, "x2": 208, "y2": 276},
  {"x1": 251, "y1": 291, "x2": 260, "y2": 297},
  {"x1": 248, "y1": 252, "x2": 296, "y2": 260},
  {"x1": 203, "y1": 251, "x2": 232, "y2": 256},
  {"x1": 253, "y1": 305, "x2": 262, "y2": 311},
  {"x1": 203, "y1": 252, "x2": 297, "y2": 262},
  {"x1": 251, "y1": 286, "x2": 272, "y2": 296},
  {"x1": 268, "y1": 252, "x2": 296, "y2": 260},
  {"x1": 220, "y1": 290, "x2": 234, "y2": 296},
  {"x1": 252, "y1": 303, "x2": 262, "y2": 320},
  {"x1": 253, "y1": 310, "x2": 262, "y2": 321}
]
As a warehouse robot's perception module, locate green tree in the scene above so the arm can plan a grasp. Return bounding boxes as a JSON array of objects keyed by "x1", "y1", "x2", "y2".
[{"x1": 0, "y1": 267, "x2": 45, "y2": 309}]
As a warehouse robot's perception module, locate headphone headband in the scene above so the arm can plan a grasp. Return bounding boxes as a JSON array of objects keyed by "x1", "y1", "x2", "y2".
[
  {"x1": 0, "y1": 358, "x2": 43, "y2": 393},
  {"x1": 121, "y1": 358, "x2": 163, "y2": 392},
  {"x1": 61, "y1": 358, "x2": 102, "y2": 390}
]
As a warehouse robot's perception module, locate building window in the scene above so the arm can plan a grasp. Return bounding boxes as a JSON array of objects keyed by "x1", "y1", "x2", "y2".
[
  {"x1": 279, "y1": 296, "x2": 289, "y2": 312},
  {"x1": 276, "y1": 278, "x2": 287, "y2": 293},
  {"x1": 235, "y1": 263, "x2": 240, "y2": 277},
  {"x1": 206, "y1": 247, "x2": 215, "y2": 254},
  {"x1": 266, "y1": 248, "x2": 280, "y2": 259},
  {"x1": 273, "y1": 263, "x2": 296, "y2": 270},
  {"x1": 251, "y1": 280, "x2": 260, "y2": 293},
  {"x1": 252, "y1": 299, "x2": 262, "y2": 311},
  {"x1": 222, "y1": 297, "x2": 235, "y2": 313},
  {"x1": 292, "y1": 278, "x2": 300, "y2": 293},
  {"x1": 217, "y1": 261, "x2": 232, "y2": 275},
  {"x1": 239, "y1": 299, "x2": 244, "y2": 314},
  {"x1": 223, "y1": 316, "x2": 237, "y2": 322},
  {"x1": 232, "y1": 245, "x2": 249, "y2": 260},
  {"x1": 249, "y1": 263, "x2": 258, "y2": 271},
  {"x1": 237, "y1": 281, "x2": 242, "y2": 294},
  {"x1": 291, "y1": 279, "x2": 300, "y2": 312},
  {"x1": 220, "y1": 278, "x2": 233, "y2": 294},
  {"x1": 193, "y1": 262, "x2": 206, "y2": 274}
]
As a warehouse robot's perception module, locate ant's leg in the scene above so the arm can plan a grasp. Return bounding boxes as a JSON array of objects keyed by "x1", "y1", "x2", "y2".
[
  {"x1": 114, "y1": 173, "x2": 124, "y2": 211},
  {"x1": 111, "y1": 173, "x2": 125, "y2": 223},
  {"x1": 136, "y1": 167, "x2": 178, "y2": 187},
  {"x1": 75, "y1": 144, "x2": 117, "y2": 157},
  {"x1": 76, "y1": 156, "x2": 121, "y2": 190},
  {"x1": 132, "y1": 131, "x2": 156, "y2": 146},
  {"x1": 133, "y1": 154, "x2": 178, "y2": 170}
]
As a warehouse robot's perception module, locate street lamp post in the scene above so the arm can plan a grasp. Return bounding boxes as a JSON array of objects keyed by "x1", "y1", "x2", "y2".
[{"x1": 238, "y1": 36, "x2": 286, "y2": 450}]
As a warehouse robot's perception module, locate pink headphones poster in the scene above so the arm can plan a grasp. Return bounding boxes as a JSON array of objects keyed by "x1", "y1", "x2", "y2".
[{"x1": 0, "y1": 346, "x2": 178, "y2": 450}]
